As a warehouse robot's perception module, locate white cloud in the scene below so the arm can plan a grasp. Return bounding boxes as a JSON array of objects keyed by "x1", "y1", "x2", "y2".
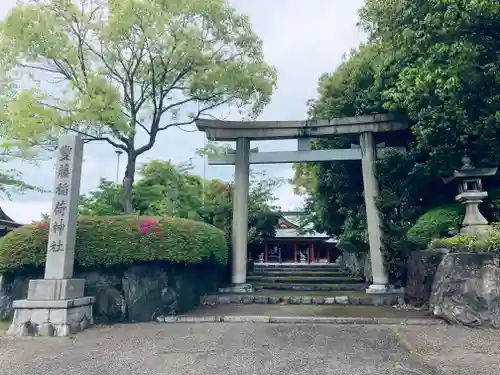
[{"x1": 1, "y1": 0, "x2": 367, "y2": 216}]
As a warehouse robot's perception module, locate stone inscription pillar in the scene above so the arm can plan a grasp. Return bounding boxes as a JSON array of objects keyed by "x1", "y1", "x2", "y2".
[
  {"x1": 44, "y1": 136, "x2": 84, "y2": 279},
  {"x1": 231, "y1": 137, "x2": 250, "y2": 286},
  {"x1": 360, "y1": 132, "x2": 390, "y2": 293},
  {"x1": 8, "y1": 135, "x2": 95, "y2": 337}
]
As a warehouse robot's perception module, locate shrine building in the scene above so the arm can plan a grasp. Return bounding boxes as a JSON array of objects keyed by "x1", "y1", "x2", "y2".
[{"x1": 248, "y1": 211, "x2": 341, "y2": 264}]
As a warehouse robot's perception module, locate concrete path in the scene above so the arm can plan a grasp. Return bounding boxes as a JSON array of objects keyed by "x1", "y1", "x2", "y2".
[
  {"x1": 0, "y1": 323, "x2": 498, "y2": 375},
  {"x1": 188, "y1": 303, "x2": 431, "y2": 318}
]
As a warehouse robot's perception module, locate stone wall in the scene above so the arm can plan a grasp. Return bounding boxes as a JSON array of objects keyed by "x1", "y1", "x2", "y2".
[
  {"x1": 406, "y1": 249, "x2": 449, "y2": 307},
  {"x1": 0, "y1": 261, "x2": 224, "y2": 323}
]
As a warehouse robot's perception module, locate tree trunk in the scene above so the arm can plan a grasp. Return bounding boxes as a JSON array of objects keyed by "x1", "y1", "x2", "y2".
[{"x1": 123, "y1": 152, "x2": 137, "y2": 214}]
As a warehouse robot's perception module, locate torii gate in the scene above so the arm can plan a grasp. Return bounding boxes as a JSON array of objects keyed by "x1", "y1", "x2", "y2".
[{"x1": 196, "y1": 114, "x2": 409, "y2": 294}]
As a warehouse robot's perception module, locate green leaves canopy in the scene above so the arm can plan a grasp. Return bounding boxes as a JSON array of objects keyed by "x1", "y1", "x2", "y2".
[
  {"x1": 0, "y1": 0, "x2": 277, "y2": 212},
  {"x1": 0, "y1": 0, "x2": 276, "y2": 144},
  {"x1": 293, "y1": 0, "x2": 500, "y2": 283}
]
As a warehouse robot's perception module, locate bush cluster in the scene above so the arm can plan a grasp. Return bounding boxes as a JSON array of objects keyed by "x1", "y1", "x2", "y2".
[
  {"x1": 0, "y1": 215, "x2": 228, "y2": 272},
  {"x1": 430, "y1": 224, "x2": 500, "y2": 253},
  {"x1": 407, "y1": 205, "x2": 464, "y2": 250}
]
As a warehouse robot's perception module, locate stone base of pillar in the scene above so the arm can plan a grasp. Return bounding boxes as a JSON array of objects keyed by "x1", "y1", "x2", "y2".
[
  {"x1": 27, "y1": 278, "x2": 86, "y2": 300},
  {"x1": 366, "y1": 284, "x2": 404, "y2": 295},
  {"x1": 218, "y1": 283, "x2": 254, "y2": 294},
  {"x1": 7, "y1": 296, "x2": 95, "y2": 337}
]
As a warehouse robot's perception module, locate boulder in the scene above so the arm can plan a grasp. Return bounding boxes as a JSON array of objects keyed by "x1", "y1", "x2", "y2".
[
  {"x1": 0, "y1": 275, "x2": 11, "y2": 320},
  {"x1": 406, "y1": 249, "x2": 449, "y2": 306},
  {"x1": 122, "y1": 264, "x2": 177, "y2": 322},
  {"x1": 0, "y1": 272, "x2": 41, "y2": 320},
  {"x1": 77, "y1": 270, "x2": 127, "y2": 323},
  {"x1": 430, "y1": 253, "x2": 500, "y2": 328},
  {"x1": 341, "y1": 252, "x2": 368, "y2": 279},
  {"x1": 363, "y1": 252, "x2": 372, "y2": 283}
]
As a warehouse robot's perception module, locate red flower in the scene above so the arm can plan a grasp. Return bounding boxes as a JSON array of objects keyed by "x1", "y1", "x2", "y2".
[
  {"x1": 37, "y1": 221, "x2": 49, "y2": 229},
  {"x1": 138, "y1": 219, "x2": 158, "y2": 233}
]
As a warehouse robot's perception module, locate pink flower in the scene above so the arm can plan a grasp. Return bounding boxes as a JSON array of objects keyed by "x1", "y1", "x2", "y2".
[
  {"x1": 37, "y1": 221, "x2": 49, "y2": 229},
  {"x1": 138, "y1": 219, "x2": 158, "y2": 233}
]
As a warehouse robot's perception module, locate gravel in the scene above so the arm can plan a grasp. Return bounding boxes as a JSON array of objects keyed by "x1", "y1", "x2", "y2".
[{"x1": 0, "y1": 322, "x2": 497, "y2": 374}]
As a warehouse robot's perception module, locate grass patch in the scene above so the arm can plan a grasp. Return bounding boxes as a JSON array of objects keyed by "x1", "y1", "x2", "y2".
[{"x1": 0, "y1": 321, "x2": 10, "y2": 336}]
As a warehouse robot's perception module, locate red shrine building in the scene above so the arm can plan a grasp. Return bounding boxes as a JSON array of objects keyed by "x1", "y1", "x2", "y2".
[{"x1": 248, "y1": 211, "x2": 341, "y2": 264}]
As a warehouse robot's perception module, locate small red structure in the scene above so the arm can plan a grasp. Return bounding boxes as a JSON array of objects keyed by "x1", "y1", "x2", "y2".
[{"x1": 248, "y1": 211, "x2": 340, "y2": 264}]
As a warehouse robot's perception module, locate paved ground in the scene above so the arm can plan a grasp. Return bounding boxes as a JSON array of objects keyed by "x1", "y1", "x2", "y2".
[
  {"x1": 0, "y1": 322, "x2": 499, "y2": 375},
  {"x1": 189, "y1": 303, "x2": 431, "y2": 318}
]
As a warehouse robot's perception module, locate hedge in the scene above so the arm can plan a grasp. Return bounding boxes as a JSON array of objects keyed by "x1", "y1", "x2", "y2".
[
  {"x1": 407, "y1": 204, "x2": 464, "y2": 249},
  {"x1": 429, "y1": 224, "x2": 500, "y2": 253},
  {"x1": 0, "y1": 216, "x2": 228, "y2": 272}
]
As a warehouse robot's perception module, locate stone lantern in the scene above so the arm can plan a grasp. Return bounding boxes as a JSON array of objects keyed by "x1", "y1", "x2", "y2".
[{"x1": 443, "y1": 156, "x2": 497, "y2": 235}]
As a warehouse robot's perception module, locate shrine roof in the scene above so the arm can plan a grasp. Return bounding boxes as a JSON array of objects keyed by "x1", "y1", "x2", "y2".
[
  {"x1": 0, "y1": 207, "x2": 22, "y2": 229},
  {"x1": 272, "y1": 211, "x2": 337, "y2": 242}
]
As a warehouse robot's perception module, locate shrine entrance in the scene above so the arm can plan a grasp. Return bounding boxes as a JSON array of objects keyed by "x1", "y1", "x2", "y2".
[
  {"x1": 196, "y1": 114, "x2": 409, "y2": 294},
  {"x1": 247, "y1": 211, "x2": 341, "y2": 264}
]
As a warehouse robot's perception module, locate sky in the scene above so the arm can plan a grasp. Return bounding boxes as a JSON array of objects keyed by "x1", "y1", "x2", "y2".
[{"x1": 0, "y1": 0, "x2": 366, "y2": 224}]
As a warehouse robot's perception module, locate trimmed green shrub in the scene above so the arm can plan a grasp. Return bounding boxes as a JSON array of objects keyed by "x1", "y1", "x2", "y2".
[
  {"x1": 407, "y1": 205, "x2": 464, "y2": 249},
  {"x1": 0, "y1": 215, "x2": 228, "y2": 272},
  {"x1": 430, "y1": 224, "x2": 500, "y2": 253}
]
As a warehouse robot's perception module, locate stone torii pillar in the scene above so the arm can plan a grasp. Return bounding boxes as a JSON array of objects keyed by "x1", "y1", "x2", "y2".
[
  {"x1": 229, "y1": 137, "x2": 253, "y2": 292},
  {"x1": 360, "y1": 132, "x2": 390, "y2": 292}
]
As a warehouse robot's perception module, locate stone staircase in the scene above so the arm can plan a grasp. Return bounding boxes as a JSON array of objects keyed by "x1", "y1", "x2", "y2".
[
  {"x1": 201, "y1": 263, "x2": 406, "y2": 306},
  {"x1": 248, "y1": 263, "x2": 366, "y2": 292}
]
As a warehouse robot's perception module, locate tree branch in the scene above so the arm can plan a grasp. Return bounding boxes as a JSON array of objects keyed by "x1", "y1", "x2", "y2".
[{"x1": 59, "y1": 124, "x2": 128, "y2": 151}]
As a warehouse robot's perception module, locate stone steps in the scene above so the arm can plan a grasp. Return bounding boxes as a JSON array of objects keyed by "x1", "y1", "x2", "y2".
[
  {"x1": 201, "y1": 293, "x2": 404, "y2": 306},
  {"x1": 253, "y1": 282, "x2": 367, "y2": 292},
  {"x1": 253, "y1": 264, "x2": 343, "y2": 272},
  {"x1": 251, "y1": 270, "x2": 352, "y2": 277},
  {"x1": 247, "y1": 276, "x2": 363, "y2": 284},
  {"x1": 249, "y1": 263, "x2": 364, "y2": 293}
]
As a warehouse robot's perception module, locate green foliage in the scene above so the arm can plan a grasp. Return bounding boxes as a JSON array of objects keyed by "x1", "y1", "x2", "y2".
[
  {"x1": 0, "y1": 215, "x2": 228, "y2": 272},
  {"x1": 430, "y1": 225, "x2": 500, "y2": 253},
  {"x1": 79, "y1": 179, "x2": 124, "y2": 216},
  {"x1": 359, "y1": 0, "x2": 500, "y2": 173},
  {"x1": 292, "y1": 0, "x2": 500, "y2": 285},
  {"x1": 407, "y1": 205, "x2": 464, "y2": 249},
  {"x1": 78, "y1": 159, "x2": 281, "y2": 244},
  {"x1": 0, "y1": 0, "x2": 276, "y2": 212}
]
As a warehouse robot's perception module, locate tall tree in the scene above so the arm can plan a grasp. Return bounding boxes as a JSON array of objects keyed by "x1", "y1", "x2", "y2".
[
  {"x1": 0, "y1": 0, "x2": 276, "y2": 212},
  {"x1": 359, "y1": 0, "x2": 500, "y2": 172},
  {"x1": 293, "y1": 0, "x2": 500, "y2": 283}
]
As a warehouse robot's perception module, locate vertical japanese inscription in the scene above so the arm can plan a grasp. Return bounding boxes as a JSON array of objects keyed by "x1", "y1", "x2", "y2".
[{"x1": 49, "y1": 145, "x2": 73, "y2": 252}]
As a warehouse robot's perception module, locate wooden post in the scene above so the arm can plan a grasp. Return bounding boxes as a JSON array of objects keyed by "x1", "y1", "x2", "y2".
[
  {"x1": 293, "y1": 244, "x2": 297, "y2": 263},
  {"x1": 264, "y1": 243, "x2": 268, "y2": 264},
  {"x1": 310, "y1": 243, "x2": 315, "y2": 263}
]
